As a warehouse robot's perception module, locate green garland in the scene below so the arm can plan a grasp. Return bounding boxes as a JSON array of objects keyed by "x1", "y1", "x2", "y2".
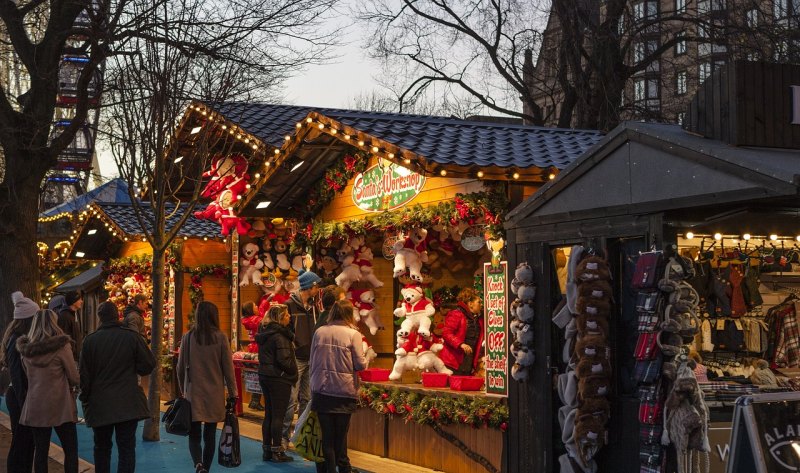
[
  {"x1": 358, "y1": 384, "x2": 508, "y2": 431},
  {"x1": 311, "y1": 185, "x2": 508, "y2": 242},
  {"x1": 186, "y1": 264, "x2": 231, "y2": 323},
  {"x1": 304, "y1": 149, "x2": 369, "y2": 218}
]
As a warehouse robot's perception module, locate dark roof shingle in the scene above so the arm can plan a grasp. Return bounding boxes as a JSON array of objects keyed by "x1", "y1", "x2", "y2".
[
  {"x1": 210, "y1": 103, "x2": 604, "y2": 171},
  {"x1": 97, "y1": 203, "x2": 221, "y2": 238}
]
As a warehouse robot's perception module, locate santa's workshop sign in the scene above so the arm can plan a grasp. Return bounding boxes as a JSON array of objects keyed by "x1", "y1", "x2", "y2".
[
  {"x1": 484, "y1": 261, "x2": 508, "y2": 397},
  {"x1": 352, "y1": 161, "x2": 425, "y2": 212}
]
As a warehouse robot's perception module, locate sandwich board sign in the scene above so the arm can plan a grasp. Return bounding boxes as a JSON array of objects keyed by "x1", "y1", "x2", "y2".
[{"x1": 726, "y1": 391, "x2": 800, "y2": 473}]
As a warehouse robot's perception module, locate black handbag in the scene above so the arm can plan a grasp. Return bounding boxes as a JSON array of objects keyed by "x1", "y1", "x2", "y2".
[
  {"x1": 164, "y1": 332, "x2": 192, "y2": 436},
  {"x1": 218, "y1": 400, "x2": 241, "y2": 467}
]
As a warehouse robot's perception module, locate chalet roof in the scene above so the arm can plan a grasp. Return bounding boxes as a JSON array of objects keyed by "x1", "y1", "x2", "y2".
[
  {"x1": 211, "y1": 102, "x2": 604, "y2": 173},
  {"x1": 506, "y1": 121, "x2": 800, "y2": 227},
  {"x1": 96, "y1": 203, "x2": 221, "y2": 238}
]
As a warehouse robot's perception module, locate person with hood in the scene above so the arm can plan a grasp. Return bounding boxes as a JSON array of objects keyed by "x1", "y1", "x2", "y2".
[
  {"x1": 256, "y1": 304, "x2": 297, "y2": 463},
  {"x1": 281, "y1": 270, "x2": 322, "y2": 446},
  {"x1": 2, "y1": 291, "x2": 37, "y2": 472},
  {"x1": 309, "y1": 300, "x2": 367, "y2": 473},
  {"x1": 56, "y1": 291, "x2": 84, "y2": 361},
  {"x1": 17, "y1": 308, "x2": 80, "y2": 473},
  {"x1": 176, "y1": 301, "x2": 238, "y2": 473},
  {"x1": 123, "y1": 294, "x2": 148, "y2": 338},
  {"x1": 439, "y1": 287, "x2": 485, "y2": 376},
  {"x1": 80, "y1": 301, "x2": 156, "y2": 473}
]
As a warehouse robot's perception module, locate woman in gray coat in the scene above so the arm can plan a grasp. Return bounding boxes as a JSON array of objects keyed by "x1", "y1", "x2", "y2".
[
  {"x1": 176, "y1": 302, "x2": 238, "y2": 473},
  {"x1": 309, "y1": 300, "x2": 367, "y2": 473}
]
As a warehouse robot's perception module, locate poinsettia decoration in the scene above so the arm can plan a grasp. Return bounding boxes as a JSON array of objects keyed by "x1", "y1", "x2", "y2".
[
  {"x1": 311, "y1": 184, "x2": 508, "y2": 242},
  {"x1": 358, "y1": 384, "x2": 508, "y2": 431}
]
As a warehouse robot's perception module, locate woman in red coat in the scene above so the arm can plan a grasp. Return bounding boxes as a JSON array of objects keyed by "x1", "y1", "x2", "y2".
[{"x1": 439, "y1": 288, "x2": 485, "y2": 376}]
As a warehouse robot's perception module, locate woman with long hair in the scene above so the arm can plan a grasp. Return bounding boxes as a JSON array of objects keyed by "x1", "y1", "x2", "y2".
[
  {"x1": 256, "y1": 304, "x2": 297, "y2": 462},
  {"x1": 176, "y1": 301, "x2": 238, "y2": 473},
  {"x1": 309, "y1": 300, "x2": 367, "y2": 473},
  {"x1": 16, "y1": 308, "x2": 80, "y2": 473},
  {"x1": 440, "y1": 287, "x2": 485, "y2": 376},
  {"x1": 2, "y1": 292, "x2": 38, "y2": 472}
]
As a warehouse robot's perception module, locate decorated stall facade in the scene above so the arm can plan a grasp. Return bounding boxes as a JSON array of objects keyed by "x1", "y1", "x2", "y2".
[{"x1": 184, "y1": 102, "x2": 605, "y2": 473}]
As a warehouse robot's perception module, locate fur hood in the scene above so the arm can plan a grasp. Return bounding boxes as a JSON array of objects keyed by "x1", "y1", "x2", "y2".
[{"x1": 16, "y1": 334, "x2": 72, "y2": 366}]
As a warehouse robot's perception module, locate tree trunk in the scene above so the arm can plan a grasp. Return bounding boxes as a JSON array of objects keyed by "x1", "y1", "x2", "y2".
[
  {"x1": 143, "y1": 247, "x2": 166, "y2": 441},
  {"x1": 0, "y1": 177, "x2": 43, "y2": 329}
]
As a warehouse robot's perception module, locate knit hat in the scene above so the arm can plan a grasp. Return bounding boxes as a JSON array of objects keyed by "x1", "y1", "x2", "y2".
[
  {"x1": 65, "y1": 290, "x2": 83, "y2": 306},
  {"x1": 48, "y1": 294, "x2": 67, "y2": 312},
  {"x1": 297, "y1": 270, "x2": 321, "y2": 291},
  {"x1": 12, "y1": 291, "x2": 39, "y2": 320},
  {"x1": 97, "y1": 301, "x2": 119, "y2": 323}
]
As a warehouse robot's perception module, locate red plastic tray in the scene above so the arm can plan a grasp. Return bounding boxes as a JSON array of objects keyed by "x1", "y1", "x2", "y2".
[
  {"x1": 449, "y1": 376, "x2": 484, "y2": 391},
  {"x1": 421, "y1": 372, "x2": 449, "y2": 388},
  {"x1": 358, "y1": 368, "x2": 390, "y2": 382}
]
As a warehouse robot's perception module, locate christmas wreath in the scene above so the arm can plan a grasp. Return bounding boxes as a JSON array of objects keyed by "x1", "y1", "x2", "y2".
[
  {"x1": 185, "y1": 264, "x2": 231, "y2": 322},
  {"x1": 304, "y1": 150, "x2": 369, "y2": 218}
]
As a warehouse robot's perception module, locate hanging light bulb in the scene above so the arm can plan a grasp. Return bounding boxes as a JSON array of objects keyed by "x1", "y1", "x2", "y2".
[
  {"x1": 685, "y1": 232, "x2": 694, "y2": 240},
  {"x1": 714, "y1": 233, "x2": 722, "y2": 240},
  {"x1": 743, "y1": 233, "x2": 751, "y2": 240},
  {"x1": 770, "y1": 234, "x2": 778, "y2": 241}
]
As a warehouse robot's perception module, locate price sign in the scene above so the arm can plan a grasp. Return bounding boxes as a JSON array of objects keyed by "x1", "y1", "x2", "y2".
[{"x1": 484, "y1": 261, "x2": 508, "y2": 397}]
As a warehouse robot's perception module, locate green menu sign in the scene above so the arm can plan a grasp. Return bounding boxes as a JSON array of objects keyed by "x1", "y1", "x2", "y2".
[
  {"x1": 484, "y1": 261, "x2": 508, "y2": 397},
  {"x1": 351, "y1": 162, "x2": 425, "y2": 212}
]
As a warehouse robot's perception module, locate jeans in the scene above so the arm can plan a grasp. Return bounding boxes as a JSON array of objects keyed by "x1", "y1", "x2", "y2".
[
  {"x1": 317, "y1": 413, "x2": 352, "y2": 473},
  {"x1": 189, "y1": 421, "x2": 217, "y2": 471},
  {"x1": 259, "y1": 378, "x2": 292, "y2": 450},
  {"x1": 6, "y1": 385, "x2": 34, "y2": 473},
  {"x1": 93, "y1": 419, "x2": 139, "y2": 473},
  {"x1": 282, "y1": 358, "x2": 310, "y2": 442},
  {"x1": 32, "y1": 422, "x2": 78, "y2": 473}
]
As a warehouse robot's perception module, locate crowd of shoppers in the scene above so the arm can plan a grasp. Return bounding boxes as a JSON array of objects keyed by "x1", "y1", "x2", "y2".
[{"x1": 2, "y1": 269, "x2": 482, "y2": 472}]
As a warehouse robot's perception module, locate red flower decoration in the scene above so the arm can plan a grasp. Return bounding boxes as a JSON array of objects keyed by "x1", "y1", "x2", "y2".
[
  {"x1": 344, "y1": 155, "x2": 356, "y2": 171},
  {"x1": 387, "y1": 404, "x2": 397, "y2": 414},
  {"x1": 500, "y1": 422, "x2": 508, "y2": 432},
  {"x1": 381, "y1": 393, "x2": 389, "y2": 400}
]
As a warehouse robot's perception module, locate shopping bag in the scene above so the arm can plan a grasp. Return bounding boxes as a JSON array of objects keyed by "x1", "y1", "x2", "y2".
[
  {"x1": 293, "y1": 409, "x2": 324, "y2": 462},
  {"x1": 163, "y1": 397, "x2": 192, "y2": 436},
  {"x1": 291, "y1": 403, "x2": 313, "y2": 444},
  {"x1": 218, "y1": 405, "x2": 241, "y2": 467}
]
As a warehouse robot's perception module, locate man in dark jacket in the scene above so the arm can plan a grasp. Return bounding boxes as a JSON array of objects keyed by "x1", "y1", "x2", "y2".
[
  {"x1": 123, "y1": 294, "x2": 148, "y2": 338},
  {"x1": 57, "y1": 291, "x2": 84, "y2": 361},
  {"x1": 281, "y1": 270, "x2": 321, "y2": 446},
  {"x1": 79, "y1": 302, "x2": 156, "y2": 473}
]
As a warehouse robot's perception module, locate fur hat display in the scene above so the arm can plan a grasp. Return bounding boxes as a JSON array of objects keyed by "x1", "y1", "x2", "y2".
[
  {"x1": 575, "y1": 256, "x2": 611, "y2": 283},
  {"x1": 575, "y1": 297, "x2": 611, "y2": 319},
  {"x1": 576, "y1": 357, "x2": 611, "y2": 379},
  {"x1": 574, "y1": 334, "x2": 608, "y2": 361},
  {"x1": 12, "y1": 291, "x2": 38, "y2": 320},
  {"x1": 578, "y1": 375, "x2": 610, "y2": 399},
  {"x1": 577, "y1": 280, "x2": 613, "y2": 301},
  {"x1": 662, "y1": 359, "x2": 710, "y2": 473},
  {"x1": 576, "y1": 313, "x2": 609, "y2": 338}
]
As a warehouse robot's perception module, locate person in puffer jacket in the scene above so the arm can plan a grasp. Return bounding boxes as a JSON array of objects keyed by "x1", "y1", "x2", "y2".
[
  {"x1": 256, "y1": 304, "x2": 297, "y2": 463},
  {"x1": 309, "y1": 300, "x2": 367, "y2": 473}
]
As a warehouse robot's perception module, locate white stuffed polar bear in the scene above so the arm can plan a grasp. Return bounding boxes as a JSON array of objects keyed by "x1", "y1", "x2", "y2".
[
  {"x1": 392, "y1": 228, "x2": 428, "y2": 282},
  {"x1": 239, "y1": 242, "x2": 264, "y2": 286},
  {"x1": 393, "y1": 284, "x2": 434, "y2": 338}
]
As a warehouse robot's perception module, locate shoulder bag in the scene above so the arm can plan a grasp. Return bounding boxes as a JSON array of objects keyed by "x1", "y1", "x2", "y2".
[{"x1": 164, "y1": 332, "x2": 192, "y2": 436}]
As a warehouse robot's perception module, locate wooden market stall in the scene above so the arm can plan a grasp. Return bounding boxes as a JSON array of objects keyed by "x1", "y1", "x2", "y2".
[
  {"x1": 188, "y1": 101, "x2": 605, "y2": 473},
  {"x1": 503, "y1": 62, "x2": 800, "y2": 473}
]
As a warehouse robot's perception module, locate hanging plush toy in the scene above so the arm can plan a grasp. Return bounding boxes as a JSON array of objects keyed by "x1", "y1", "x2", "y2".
[
  {"x1": 353, "y1": 246, "x2": 384, "y2": 288},
  {"x1": 272, "y1": 239, "x2": 291, "y2": 273},
  {"x1": 335, "y1": 241, "x2": 361, "y2": 290},
  {"x1": 316, "y1": 246, "x2": 340, "y2": 286},
  {"x1": 239, "y1": 242, "x2": 264, "y2": 286},
  {"x1": 194, "y1": 154, "x2": 251, "y2": 236},
  {"x1": 350, "y1": 288, "x2": 384, "y2": 335},
  {"x1": 392, "y1": 228, "x2": 428, "y2": 281},
  {"x1": 393, "y1": 284, "x2": 435, "y2": 338}
]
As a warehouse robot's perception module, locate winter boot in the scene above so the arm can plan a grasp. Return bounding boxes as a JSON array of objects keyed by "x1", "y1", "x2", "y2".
[
  {"x1": 270, "y1": 447, "x2": 294, "y2": 463},
  {"x1": 262, "y1": 445, "x2": 272, "y2": 462}
]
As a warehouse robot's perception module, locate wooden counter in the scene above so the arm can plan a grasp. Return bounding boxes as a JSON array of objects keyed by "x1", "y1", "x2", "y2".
[{"x1": 349, "y1": 381, "x2": 504, "y2": 473}]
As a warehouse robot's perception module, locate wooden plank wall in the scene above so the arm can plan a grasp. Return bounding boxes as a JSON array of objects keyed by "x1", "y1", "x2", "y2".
[
  {"x1": 317, "y1": 157, "x2": 490, "y2": 364},
  {"x1": 181, "y1": 240, "x2": 232, "y2": 333},
  {"x1": 349, "y1": 407, "x2": 502, "y2": 473},
  {"x1": 118, "y1": 241, "x2": 152, "y2": 258}
]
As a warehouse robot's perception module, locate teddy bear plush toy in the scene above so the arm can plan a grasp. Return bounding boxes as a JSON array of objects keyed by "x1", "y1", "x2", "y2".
[
  {"x1": 349, "y1": 289, "x2": 384, "y2": 335},
  {"x1": 335, "y1": 241, "x2": 361, "y2": 290},
  {"x1": 260, "y1": 238, "x2": 275, "y2": 272},
  {"x1": 316, "y1": 246, "x2": 340, "y2": 285},
  {"x1": 239, "y1": 242, "x2": 264, "y2": 286},
  {"x1": 392, "y1": 228, "x2": 429, "y2": 281},
  {"x1": 272, "y1": 239, "x2": 291, "y2": 273},
  {"x1": 362, "y1": 336, "x2": 378, "y2": 367},
  {"x1": 393, "y1": 284, "x2": 435, "y2": 338},
  {"x1": 353, "y1": 246, "x2": 384, "y2": 288}
]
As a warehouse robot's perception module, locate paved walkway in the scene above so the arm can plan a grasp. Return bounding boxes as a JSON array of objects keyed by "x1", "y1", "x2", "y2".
[{"x1": 0, "y1": 399, "x2": 435, "y2": 473}]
